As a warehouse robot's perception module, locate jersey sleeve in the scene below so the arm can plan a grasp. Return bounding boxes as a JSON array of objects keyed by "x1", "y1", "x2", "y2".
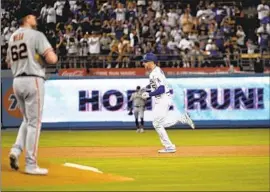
[
  {"x1": 129, "y1": 93, "x2": 135, "y2": 101},
  {"x1": 35, "y1": 32, "x2": 53, "y2": 57}
]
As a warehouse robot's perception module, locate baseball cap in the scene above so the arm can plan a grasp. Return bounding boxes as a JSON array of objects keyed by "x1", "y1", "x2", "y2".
[
  {"x1": 141, "y1": 53, "x2": 158, "y2": 63},
  {"x1": 15, "y1": 6, "x2": 37, "y2": 20}
]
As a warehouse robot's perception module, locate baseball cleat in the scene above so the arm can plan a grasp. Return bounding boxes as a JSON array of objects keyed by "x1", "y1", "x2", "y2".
[
  {"x1": 9, "y1": 154, "x2": 19, "y2": 171},
  {"x1": 184, "y1": 113, "x2": 195, "y2": 129},
  {"x1": 139, "y1": 128, "x2": 144, "y2": 133},
  {"x1": 25, "y1": 167, "x2": 48, "y2": 175},
  {"x1": 136, "y1": 129, "x2": 140, "y2": 133},
  {"x1": 158, "y1": 147, "x2": 177, "y2": 153}
]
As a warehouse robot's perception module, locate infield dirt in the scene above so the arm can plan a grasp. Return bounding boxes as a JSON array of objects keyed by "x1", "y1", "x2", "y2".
[{"x1": 2, "y1": 145, "x2": 269, "y2": 188}]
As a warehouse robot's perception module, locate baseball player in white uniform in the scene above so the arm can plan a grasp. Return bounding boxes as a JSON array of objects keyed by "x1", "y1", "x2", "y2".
[
  {"x1": 141, "y1": 53, "x2": 195, "y2": 153},
  {"x1": 6, "y1": 6, "x2": 58, "y2": 175},
  {"x1": 129, "y1": 86, "x2": 146, "y2": 133}
]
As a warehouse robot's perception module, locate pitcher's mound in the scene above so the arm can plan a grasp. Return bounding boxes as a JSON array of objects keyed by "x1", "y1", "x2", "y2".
[{"x1": 1, "y1": 151, "x2": 133, "y2": 188}]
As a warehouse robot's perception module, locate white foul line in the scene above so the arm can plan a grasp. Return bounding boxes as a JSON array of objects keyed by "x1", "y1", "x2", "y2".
[{"x1": 63, "y1": 163, "x2": 103, "y2": 173}]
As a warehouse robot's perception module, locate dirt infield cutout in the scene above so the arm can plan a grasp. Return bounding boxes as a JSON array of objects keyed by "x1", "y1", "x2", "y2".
[
  {"x1": 2, "y1": 145, "x2": 269, "y2": 188},
  {"x1": 1, "y1": 149, "x2": 134, "y2": 188}
]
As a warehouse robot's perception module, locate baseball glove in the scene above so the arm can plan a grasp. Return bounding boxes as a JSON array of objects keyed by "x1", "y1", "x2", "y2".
[{"x1": 34, "y1": 53, "x2": 47, "y2": 67}]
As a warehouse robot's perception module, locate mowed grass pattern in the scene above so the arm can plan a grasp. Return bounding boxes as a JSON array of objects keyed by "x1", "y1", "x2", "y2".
[{"x1": 1, "y1": 129, "x2": 270, "y2": 191}]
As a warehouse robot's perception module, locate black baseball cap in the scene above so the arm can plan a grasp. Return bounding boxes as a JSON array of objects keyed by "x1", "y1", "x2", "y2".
[{"x1": 15, "y1": 6, "x2": 37, "y2": 19}]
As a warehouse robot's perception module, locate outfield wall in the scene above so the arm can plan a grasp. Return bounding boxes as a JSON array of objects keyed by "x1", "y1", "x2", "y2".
[{"x1": 1, "y1": 74, "x2": 270, "y2": 129}]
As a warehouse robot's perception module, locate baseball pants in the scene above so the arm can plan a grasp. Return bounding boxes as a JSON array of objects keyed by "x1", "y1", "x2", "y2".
[
  {"x1": 152, "y1": 94, "x2": 187, "y2": 148},
  {"x1": 134, "y1": 106, "x2": 144, "y2": 119},
  {"x1": 10, "y1": 77, "x2": 44, "y2": 168}
]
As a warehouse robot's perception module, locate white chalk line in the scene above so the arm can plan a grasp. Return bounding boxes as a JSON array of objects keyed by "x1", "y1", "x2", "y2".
[{"x1": 63, "y1": 162, "x2": 103, "y2": 173}]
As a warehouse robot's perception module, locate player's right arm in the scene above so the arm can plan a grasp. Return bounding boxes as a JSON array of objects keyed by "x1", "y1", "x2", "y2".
[
  {"x1": 129, "y1": 93, "x2": 135, "y2": 101},
  {"x1": 5, "y1": 46, "x2": 11, "y2": 68},
  {"x1": 35, "y1": 32, "x2": 58, "y2": 64}
]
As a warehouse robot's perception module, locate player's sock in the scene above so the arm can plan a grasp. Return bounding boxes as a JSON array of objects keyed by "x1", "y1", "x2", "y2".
[
  {"x1": 178, "y1": 114, "x2": 188, "y2": 124},
  {"x1": 135, "y1": 118, "x2": 139, "y2": 128},
  {"x1": 10, "y1": 119, "x2": 28, "y2": 157},
  {"x1": 153, "y1": 122, "x2": 174, "y2": 148},
  {"x1": 140, "y1": 118, "x2": 144, "y2": 127}
]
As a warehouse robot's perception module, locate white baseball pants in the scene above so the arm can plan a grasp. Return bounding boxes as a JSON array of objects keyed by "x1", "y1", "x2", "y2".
[
  {"x1": 10, "y1": 77, "x2": 44, "y2": 169},
  {"x1": 152, "y1": 94, "x2": 187, "y2": 148}
]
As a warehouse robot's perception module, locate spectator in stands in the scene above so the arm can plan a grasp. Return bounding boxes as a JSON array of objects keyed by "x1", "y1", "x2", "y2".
[
  {"x1": 152, "y1": 0, "x2": 162, "y2": 12},
  {"x1": 1, "y1": 0, "x2": 262, "y2": 69},
  {"x1": 198, "y1": 29, "x2": 209, "y2": 50},
  {"x1": 246, "y1": 39, "x2": 257, "y2": 54},
  {"x1": 62, "y1": 0, "x2": 71, "y2": 23},
  {"x1": 180, "y1": 7, "x2": 194, "y2": 35},
  {"x1": 100, "y1": 33, "x2": 112, "y2": 55},
  {"x1": 39, "y1": 3, "x2": 48, "y2": 24},
  {"x1": 54, "y1": 0, "x2": 65, "y2": 22},
  {"x1": 206, "y1": 39, "x2": 219, "y2": 59},
  {"x1": 66, "y1": 36, "x2": 79, "y2": 68},
  {"x1": 221, "y1": 18, "x2": 233, "y2": 40},
  {"x1": 107, "y1": 36, "x2": 119, "y2": 68},
  {"x1": 129, "y1": 29, "x2": 139, "y2": 48},
  {"x1": 256, "y1": 23, "x2": 270, "y2": 52},
  {"x1": 167, "y1": 8, "x2": 179, "y2": 28},
  {"x1": 114, "y1": 3, "x2": 126, "y2": 22},
  {"x1": 257, "y1": 0, "x2": 270, "y2": 24},
  {"x1": 88, "y1": 32, "x2": 101, "y2": 67},
  {"x1": 56, "y1": 33, "x2": 68, "y2": 68},
  {"x1": 178, "y1": 35, "x2": 193, "y2": 67},
  {"x1": 137, "y1": 0, "x2": 146, "y2": 8},
  {"x1": 48, "y1": 29, "x2": 57, "y2": 50},
  {"x1": 190, "y1": 41, "x2": 205, "y2": 67},
  {"x1": 79, "y1": 32, "x2": 89, "y2": 67},
  {"x1": 146, "y1": 1, "x2": 156, "y2": 20},
  {"x1": 236, "y1": 25, "x2": 246, "y2": 48},
  {"x1": 126, "y1": 1, "x2": 137, "y2": 21},
  {"x1": 188, "y1": 30, "x2": 199, "y2": 44},
  {"x1": 47, "y1": 3, "x2": 57, "y2": 31},
  {"x1": 155, "y1": 26, "x2": 167, "y2": 43},
  {"x1": 167, "y1": 36, "x2": 180, "y2": 67},
  {"x1": 1, "y1": 42, "x2": 8, "y2": 69},
  {"x1": 3, "y1": 23, "x2": 14, "y2": 44}
]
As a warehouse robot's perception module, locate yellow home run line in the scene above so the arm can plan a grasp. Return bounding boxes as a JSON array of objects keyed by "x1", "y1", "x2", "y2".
[{"x1": 63, "y1": 162, "x2": 103, "y2": 173}]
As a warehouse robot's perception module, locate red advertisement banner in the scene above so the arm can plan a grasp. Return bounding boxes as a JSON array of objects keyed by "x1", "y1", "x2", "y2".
[{"x1": 58, "y1": 67, "x2": 241, "y2": 77}]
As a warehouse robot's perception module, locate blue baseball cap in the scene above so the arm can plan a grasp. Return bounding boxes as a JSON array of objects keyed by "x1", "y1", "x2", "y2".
[{"x1": 141, "y1": 53, "x2": 158, "y2": 63}]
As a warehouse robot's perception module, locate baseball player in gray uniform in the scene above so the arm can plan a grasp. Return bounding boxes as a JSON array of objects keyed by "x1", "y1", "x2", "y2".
[
  {"x1": 129, "y1": 86, "x2": 146, "y2": 133},
  {"x1": 6, "y1": 6, "x2": 58, "y2": 175}
]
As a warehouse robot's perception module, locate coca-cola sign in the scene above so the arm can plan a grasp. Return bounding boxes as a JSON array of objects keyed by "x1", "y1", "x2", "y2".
[
  {"x1": 59, "y1": 69, "x2": 86, "y2": 76},
  {"x1": 58, "y1": 67, "x2": 241, "y2": 77}
]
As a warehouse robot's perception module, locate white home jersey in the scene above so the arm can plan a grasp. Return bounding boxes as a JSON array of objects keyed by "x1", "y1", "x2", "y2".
[{"x1": 149, "y1": 66, "x2": 170, "y2": 95}]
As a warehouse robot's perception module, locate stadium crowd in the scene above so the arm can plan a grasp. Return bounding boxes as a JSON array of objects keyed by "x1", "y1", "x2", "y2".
[{"x1": 1, "y1": 0, "x2": 270, "y2": 69}]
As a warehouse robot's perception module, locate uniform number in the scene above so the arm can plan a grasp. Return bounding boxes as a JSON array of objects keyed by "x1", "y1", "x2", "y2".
[
  {"x1": 9, "y1": 94, "x2": 19, "y2": 110},
  {"x1": 11, "y1": 43, "x2": 28, "y2": 61}
]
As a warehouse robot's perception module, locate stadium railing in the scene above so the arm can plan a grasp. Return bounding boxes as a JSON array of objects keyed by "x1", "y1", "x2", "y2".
[{"x1": 53, "y1": 52, "x2": 241, "y2": 70}]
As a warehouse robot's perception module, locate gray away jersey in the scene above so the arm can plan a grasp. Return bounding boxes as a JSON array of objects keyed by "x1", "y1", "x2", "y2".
[
  {"x1": 7, "y1": 27, "x2": 53, "y2": 78},
  {"x1": 130, "y1": 91, "x2": 146, "y2": 107}
]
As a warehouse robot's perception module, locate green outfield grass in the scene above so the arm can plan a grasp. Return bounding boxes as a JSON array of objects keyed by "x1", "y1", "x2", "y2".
[
  {"x1": 1, "y1": 129, "x2": 270, "y2": 191},
  {"x1": 2, "y1": 129, "x2": 270, "y2": 147}
]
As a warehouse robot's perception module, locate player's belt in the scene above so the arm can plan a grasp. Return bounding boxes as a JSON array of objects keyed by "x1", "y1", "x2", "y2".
[
  {"x1": 134, "y1": 106, "x2": 144, "y2": 107},
  {"x1": 16, "y1": 73, "x2": 45, "y2": 80}
]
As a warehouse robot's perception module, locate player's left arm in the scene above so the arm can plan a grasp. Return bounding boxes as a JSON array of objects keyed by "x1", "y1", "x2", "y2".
[{"x1": 35, "y1": 32, "x2": 58, "y2": 64}]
